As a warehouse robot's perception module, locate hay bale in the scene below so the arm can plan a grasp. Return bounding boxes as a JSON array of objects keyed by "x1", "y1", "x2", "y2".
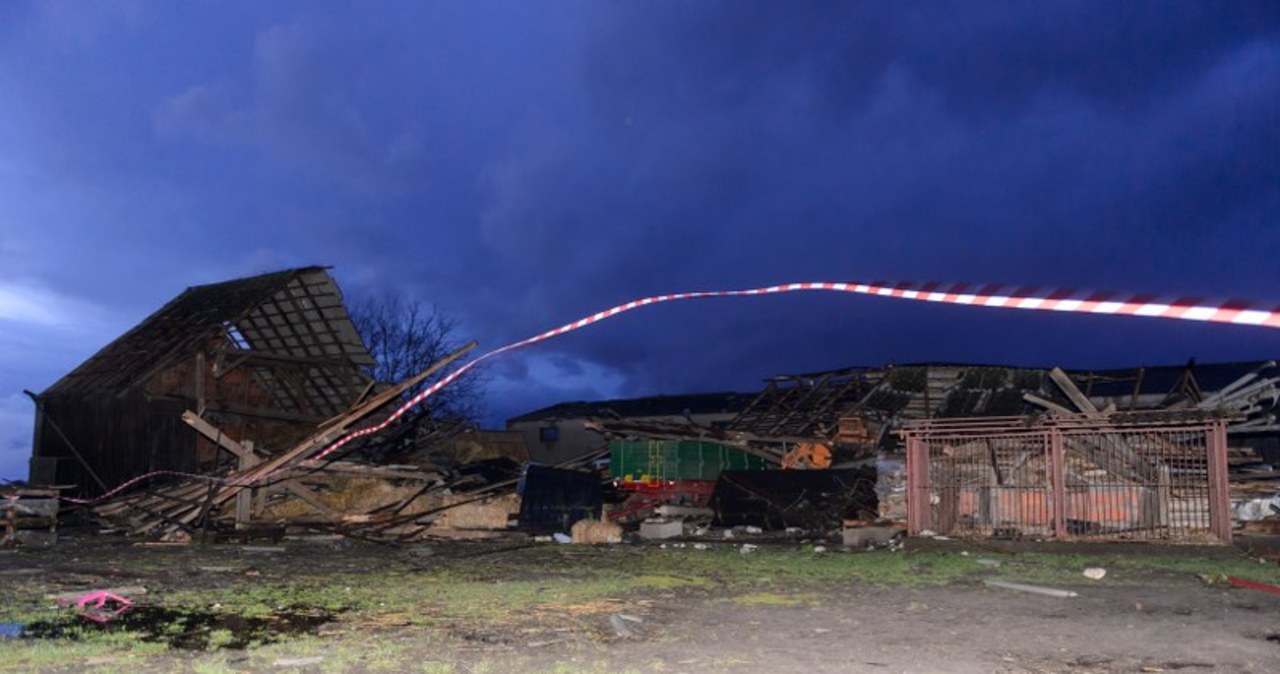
[
  {"x1": 438, "y1": 502, "x2": 510, "y2": 530},
  {"x1": 492, "y1": 492, "x2": 522, "y2": 515},
  {"x1": 570, "y1": 519, "x2": 622, "y2": 544},
  {"x1": 261, "y1": 477, "x2": 439, "y2": 520},
  {"x1": 434, "y1": 493, "x2": 521, "y2": 531}
]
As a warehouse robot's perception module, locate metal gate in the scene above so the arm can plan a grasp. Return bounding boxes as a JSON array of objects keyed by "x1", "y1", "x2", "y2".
[{"x1": 903, "y1": 414, "x2": 1231, "y2": 543}]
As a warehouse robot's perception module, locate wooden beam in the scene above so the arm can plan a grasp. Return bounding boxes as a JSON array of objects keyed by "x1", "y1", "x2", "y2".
[
  {"x1": 284, "y1": 480, "x2": 336, "y2": 518},
  {"x1": 213, "y1": 353, "x2": 251, "y2": 379},
  {"x1": 227, "y1": 350, "x2": 360, "y2": 368},
  {"x1": 1129, "y1": 367, "x2": 1146, "y2": 411},
  {"x1": 181, "y1": 411, "x2": 265, "y2": 529},
  {"x1": 194, "y1": 352, "x2": 206, "y2": 415},
  {"x1": 202, "y1": 401, "x2": 329, "y2": 424},
  {"x1": 1049, "y1": 367, "x2": 1100, "y2": 415},
  {"x1": 1021, "y1": 392, "x2": 1077, "y2": 416},
  {"x1": 351, "y1": 380, "x2": 377, "y2": 408},
  {"x1": 181, "y1": 411, "x2": 258, "y2": 461},
  {"x1": 235, "y1": 440, "x2": 259, "y2": 527}
]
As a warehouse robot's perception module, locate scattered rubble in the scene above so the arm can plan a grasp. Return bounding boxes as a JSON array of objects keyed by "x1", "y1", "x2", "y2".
[{"x1": 0, "y1": 485, "x2": 63, "y2": 548}]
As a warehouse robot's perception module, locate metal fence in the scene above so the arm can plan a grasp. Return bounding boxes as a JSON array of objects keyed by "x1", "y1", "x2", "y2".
[{"x1": 902, "y1": 414, "x2": 1231, "y2": 543}]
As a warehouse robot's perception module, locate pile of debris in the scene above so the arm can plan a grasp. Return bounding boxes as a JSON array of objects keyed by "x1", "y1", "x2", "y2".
[
  {"x1": 88, "y1": 345, "x2": 606, "y2": 544},
  {"x1": 1, "y1": 484, "x2": 63, "y2": 547},
  {"x1": 586, "y1": 359, "x2": 1280, "y2": 544}
]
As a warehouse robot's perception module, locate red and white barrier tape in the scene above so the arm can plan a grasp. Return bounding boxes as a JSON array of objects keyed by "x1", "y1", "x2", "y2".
[
  {"x1": 306, "y1": 281, "x2": 1280, "y2": 462},
  {"x1": 66, "y1": 280, "x2": 1279, "y2": 504}
]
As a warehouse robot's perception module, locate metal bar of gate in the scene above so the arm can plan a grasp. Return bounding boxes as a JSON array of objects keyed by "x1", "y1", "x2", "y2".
[
  {"x1": 1206, "y1": 421, "x2": 1232, "y2": 543},
  {"x1": 906, "y1": 434, "x2": 929, "y2": 535}
]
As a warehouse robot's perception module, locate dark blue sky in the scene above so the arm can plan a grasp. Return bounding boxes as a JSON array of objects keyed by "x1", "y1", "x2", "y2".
[{"x1": 2, "y1": 2, "x2": 1279, "y2": 480}]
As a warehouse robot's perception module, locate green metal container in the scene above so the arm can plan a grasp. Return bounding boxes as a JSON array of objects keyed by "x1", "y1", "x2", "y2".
[{"x1": 609, "y1": 440, "x2": 768, "y2": 482}]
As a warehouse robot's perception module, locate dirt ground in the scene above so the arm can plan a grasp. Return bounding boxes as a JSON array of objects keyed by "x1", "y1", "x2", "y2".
[
  {"x1": 610, "y1": 581, "x2": 1280, "y2": 673},
  {"x1": 2, "y1": 534, "x2": 1280, "y2": 673}
]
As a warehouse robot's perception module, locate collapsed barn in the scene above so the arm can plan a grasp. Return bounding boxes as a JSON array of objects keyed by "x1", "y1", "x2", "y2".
[
  {"x1": 18, "y1": 266, "x2": 1280, "y2": 548},
  {"x1": 24, "y1": 268, "x2": 538, "y2": 544},
  {"x1": 29, "y1": 267, "x2": 376, "y2": 497}
]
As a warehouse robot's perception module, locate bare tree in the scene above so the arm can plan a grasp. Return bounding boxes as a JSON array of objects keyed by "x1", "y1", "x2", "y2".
[{"x1": 348, "y1": 292, "x2": 485, "y2": 424}]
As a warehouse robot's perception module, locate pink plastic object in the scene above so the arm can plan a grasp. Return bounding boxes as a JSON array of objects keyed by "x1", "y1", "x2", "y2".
[{"x1": 75, "y1": 591, "x2": 133, "y2": 624}]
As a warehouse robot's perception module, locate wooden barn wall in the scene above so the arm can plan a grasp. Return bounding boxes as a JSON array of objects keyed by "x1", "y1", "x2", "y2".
[
  {"x1": 156, "y1": 355, "x2": 328, "y2": 466},
  {"x1": 32, "y1": 392, "x2": 196, "y2": 497}
]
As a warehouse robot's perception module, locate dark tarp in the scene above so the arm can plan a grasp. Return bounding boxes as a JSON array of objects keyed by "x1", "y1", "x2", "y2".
[
  {"x1": 711, "y1": 467, "x2": 877, "y2": 531},
  {"x1": 517, "y1": 464, "x2": 603, "y2": 533}
]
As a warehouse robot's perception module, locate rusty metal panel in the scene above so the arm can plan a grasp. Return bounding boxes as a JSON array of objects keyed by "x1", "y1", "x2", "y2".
[
  {"x1": 1207, "y1": 422, "x2": 1232, "y2": 543},
  {"x1": 905, "y1": 435, "x2": 930, "y2": 535}
]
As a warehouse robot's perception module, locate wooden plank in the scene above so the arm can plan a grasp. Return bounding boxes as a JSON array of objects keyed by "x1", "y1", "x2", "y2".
[
  {"x1": 1050, "y1": 367, "x2": 1100, "y2": 415},
  {"x1": 1022, "y1": 392, "x2": 1077, "y2": 416},
  {"x1": 227, "y1": 350, "x2": 359, "y2": 368},
  {"x1": 201, "y1": 401, "x2": 329, "y2": 424},
  {"x1": 1129, "y1": 367, "x2": 1145, "y2": 411},
  {"x1": 194, "y1": 351, "x2": 206, "y2": 415},
  {"x1": 284, "y1": 480, "x2": 336, "y2": 517},
  {"x1": 181, "y1": 411, "x2": 256, "y2": 461},
  {"x1": 236, "y1": 440, "x2": 259, "y2": 527}
]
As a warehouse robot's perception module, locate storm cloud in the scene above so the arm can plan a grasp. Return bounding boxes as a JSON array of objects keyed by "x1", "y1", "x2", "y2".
[{"x1": 2, "y1": 1, "x2": 1278, "y2": 481}]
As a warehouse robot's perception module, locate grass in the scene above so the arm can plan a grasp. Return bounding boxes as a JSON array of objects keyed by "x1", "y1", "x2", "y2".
[
  {"x1": 0, "y1": 631, "x2": 169, "y2": 672},
  {"x1": 938, "y1": 549, "x2": 1280, "y2": 587},
  {"x1": 732, "y1": 591, "x2": 820, "y2": 606},
  {"x1": 2, "y1": 540, "x2": 1278, "y2": 672}
]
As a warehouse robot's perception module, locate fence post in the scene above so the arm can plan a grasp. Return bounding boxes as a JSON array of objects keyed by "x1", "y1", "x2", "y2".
[
  {"x1": 1050, "y1": 429, "x2": 1067, "y2": 539},
  {"x1": 906, "y1": 434, "x2": 930, "y2": 535},
  {"x1": 1206, "y1": 421, "x2": 1232, "y2": 544}
]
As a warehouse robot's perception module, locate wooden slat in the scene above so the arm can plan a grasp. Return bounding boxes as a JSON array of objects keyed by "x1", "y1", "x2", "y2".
[
  {"x1": 181, "y1": 411, "x2": 258, "y2": 461},
  {"x1": 1050, "y1": 367, "x2": 1101, "y2": 415},
  {"x1": 1022, "y1": 392, "x2": 1077, "y2": 416},
  {"x1": 283, "y1": 479, "x2": 334, "y2": 517}
]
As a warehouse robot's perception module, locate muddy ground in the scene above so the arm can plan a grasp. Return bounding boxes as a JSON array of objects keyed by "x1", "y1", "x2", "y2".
[{"x1": 2, "y1": 533, "x2": 1280, "y2": 673}]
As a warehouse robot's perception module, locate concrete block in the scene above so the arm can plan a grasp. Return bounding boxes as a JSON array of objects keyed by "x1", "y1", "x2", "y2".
[
  {"x1": 639, "y1": 519, "x2": 684, "y2": 540},
  {"x1": 842, "y1": 525, "x2": 901, "y2": 548}
]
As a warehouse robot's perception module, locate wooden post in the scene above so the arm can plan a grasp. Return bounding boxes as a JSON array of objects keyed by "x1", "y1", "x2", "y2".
[
  {"x1": 1153, "y1": 463, "x2": 1171, "y2": 530},
  {"x1": 905, "y1": 435, "x2": 930, "y2": 535},
  {"x1": 194, "y1": 352, "x2": 206, "y2": 416},
  {"x1": 235, "y1": 440, "x2": 258, "y2": 528},
  {"x1": 1206, "y1": 421, "x2": 1232, "y2": 544},
  {"x1": 1050, "y1": 430, "x2": 1067, "y2": 539}
]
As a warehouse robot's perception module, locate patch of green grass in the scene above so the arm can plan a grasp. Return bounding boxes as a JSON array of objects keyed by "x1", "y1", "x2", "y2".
[
  {"x1": 190, "y1": 655, "x2": 238, "y2": 674},
  {"x1": 949, "y1": 550, "x2": 1280, "y2": 587},
  {"x1": 632, "y1": 573, "x2": 713, "y2": 590},
  {"x1": 732, "y1": 591, "x2": 820, "y2": 606},
  {"x1": 0, "y1": 632, "x2": 169, "y2": 672}
]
